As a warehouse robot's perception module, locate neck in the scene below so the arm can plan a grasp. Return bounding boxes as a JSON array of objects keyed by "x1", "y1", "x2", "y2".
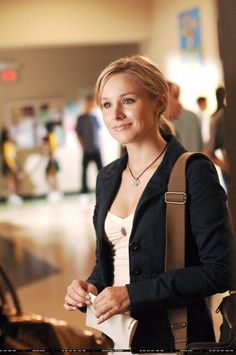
[{"x1": 126, "y1": 132, "x2": 167, "y2": 170}]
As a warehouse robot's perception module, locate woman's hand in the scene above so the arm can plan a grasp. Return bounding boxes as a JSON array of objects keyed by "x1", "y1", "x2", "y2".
[
  {"x1": 93, "y1": 286, "x2": 130, "y2": 324},
  {"x1": 64, "y1": 279, "x2": 97, "y2": 311}
]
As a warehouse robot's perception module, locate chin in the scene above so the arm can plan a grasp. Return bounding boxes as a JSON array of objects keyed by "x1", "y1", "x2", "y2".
[
  {"x1": 110, "y1": 133, "x2": 132, "y2": 146},
  {"x1": 116, "y1": 139, "x2": 130, "y2": 146}
]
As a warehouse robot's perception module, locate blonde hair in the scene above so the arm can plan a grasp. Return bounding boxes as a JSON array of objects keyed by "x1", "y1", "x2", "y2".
[{"x1": 95, "y1": 54, "x2": 174, "y2": 135}]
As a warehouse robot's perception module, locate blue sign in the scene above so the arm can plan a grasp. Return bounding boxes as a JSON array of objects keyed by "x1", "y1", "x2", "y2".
[{"x1": 179, "y1": 7, "x2": 203, "y2": 62}]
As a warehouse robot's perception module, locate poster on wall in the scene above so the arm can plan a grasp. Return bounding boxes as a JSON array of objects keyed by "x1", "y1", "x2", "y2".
[
  {"x1": 5, "y1": 98, "x2": 65, "y2": 149},
  {"x1": 178, "y1": 7, "x2": 203, "y2": 62}
]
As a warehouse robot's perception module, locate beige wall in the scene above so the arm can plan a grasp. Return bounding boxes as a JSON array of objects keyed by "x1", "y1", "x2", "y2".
[
  {"x1": 0, "y1": 0, "x2": 224, "y2": 197},
  {"x1": 0, "y1": 44, "x2": 138, "y2": 197},
  {"x1": 0, "y1": 44, "x2": 139, "y2": 122},
  {"x1": 0, "y1": 0, "x2": 148, "y2": 197},
  {"x1": 0, "y1": 0, "x2": 152, "y2": 48},
  {"x1": 1, "y1": 0, "x2": 222, "y2": 114},
  {"x1": 142, "y1": 0, "x2": 222, "y2": 113}
]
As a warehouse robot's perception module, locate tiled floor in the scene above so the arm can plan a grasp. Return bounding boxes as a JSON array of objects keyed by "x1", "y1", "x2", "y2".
[
  {"x1": 0, "y1": 195, "x2": 225, "y2": 345},
  {"x1": 0, "y1": 195, "x2": 97, "y2": 333}
]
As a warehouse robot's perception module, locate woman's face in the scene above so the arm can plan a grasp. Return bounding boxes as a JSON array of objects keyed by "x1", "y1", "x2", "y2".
[{"x1": 100, "y1": 72, "x2": 162, "y2": 145}]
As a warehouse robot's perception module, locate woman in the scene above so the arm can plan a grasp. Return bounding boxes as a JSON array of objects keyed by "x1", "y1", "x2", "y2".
[{"x1": 64, "y1": 55, "x2": 232, "y2": 352}]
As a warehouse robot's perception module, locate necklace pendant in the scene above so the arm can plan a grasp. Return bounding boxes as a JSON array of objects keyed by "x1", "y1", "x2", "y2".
[{"x1": 131, "y1": 177, "x2": 140, "y2": 187}]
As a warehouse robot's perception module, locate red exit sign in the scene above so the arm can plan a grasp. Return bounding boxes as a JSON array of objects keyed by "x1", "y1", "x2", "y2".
[{"x1": 1, "y1": 69, "x2": 17, "y2": 82}]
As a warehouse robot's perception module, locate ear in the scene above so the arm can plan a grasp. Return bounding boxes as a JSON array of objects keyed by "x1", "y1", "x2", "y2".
[{"x1": 155, "y1": 94, "x2": 167, "y2": 116}]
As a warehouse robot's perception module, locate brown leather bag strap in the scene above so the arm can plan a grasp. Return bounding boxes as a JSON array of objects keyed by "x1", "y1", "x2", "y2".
[{"x1": 165, "y1": 152, "x2": 194, "y2": 350}]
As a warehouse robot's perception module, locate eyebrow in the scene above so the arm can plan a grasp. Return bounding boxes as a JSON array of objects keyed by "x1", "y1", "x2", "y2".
[{"x1": 101, "y1": 92, "x2": 137, "y2": 101}]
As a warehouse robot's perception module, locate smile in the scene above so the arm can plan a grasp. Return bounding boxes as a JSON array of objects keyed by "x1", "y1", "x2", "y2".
[{"x1": 112, "y1": 123, "x2": 132, "y2": 131}]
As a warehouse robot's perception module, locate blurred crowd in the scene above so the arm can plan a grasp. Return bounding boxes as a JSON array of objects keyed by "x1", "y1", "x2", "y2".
[{"x1": 0, "y1": 84, "x2": 229, "y2": 206}]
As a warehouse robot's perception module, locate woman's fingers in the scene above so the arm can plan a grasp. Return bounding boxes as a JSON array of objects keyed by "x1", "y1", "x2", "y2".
[
  {"x1": 64, "y1": 291, "x2": 84, "y2": 308},
  {"x1": 63, "y1": 301, "x2": 78, "y2": 311},
  {"x1": 93, "y1": 286, "x2": 130, "y2": 322},
  {"x1": 96, "y1": 309, "x2": 114, "y2": 324},
  {"x1": 87, "y1": 283, "x2": 98, "y2": 296},
  {"x1": 64, "y1": 279, "x2": 98, "y2": 311}
]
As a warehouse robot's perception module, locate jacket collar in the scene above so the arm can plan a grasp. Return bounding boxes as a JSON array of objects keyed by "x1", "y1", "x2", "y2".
[{"x1": 136, "y1": 135, "x2": 186, "y2": 210}]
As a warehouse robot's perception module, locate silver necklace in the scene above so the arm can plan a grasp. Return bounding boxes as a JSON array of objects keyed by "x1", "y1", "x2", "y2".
[{"x1": 128, "y1": 144, "x2": 168, "y2": 187}]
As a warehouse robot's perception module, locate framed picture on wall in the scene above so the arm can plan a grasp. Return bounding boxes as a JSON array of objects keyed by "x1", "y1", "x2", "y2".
[
  {"x1": 4, "y1": 98, "x2": 65, "y2": 149},
  {"x1": 178, "y1": 7, "x2": 203, "y2": 62}
]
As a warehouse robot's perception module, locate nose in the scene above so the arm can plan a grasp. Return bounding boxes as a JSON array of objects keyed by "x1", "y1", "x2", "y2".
[{"x1": 113, "y1": 102, "x2": 125, "y2": 120}]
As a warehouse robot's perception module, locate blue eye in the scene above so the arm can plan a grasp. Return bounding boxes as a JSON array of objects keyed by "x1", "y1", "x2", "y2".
[{"x1": 123, "y1": 98, "x2": 134, "y2": 105}]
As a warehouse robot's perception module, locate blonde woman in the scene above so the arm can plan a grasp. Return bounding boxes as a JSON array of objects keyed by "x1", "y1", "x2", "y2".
[{"x1": 64, "y1": 55, "x2": 232, "y2": 352}]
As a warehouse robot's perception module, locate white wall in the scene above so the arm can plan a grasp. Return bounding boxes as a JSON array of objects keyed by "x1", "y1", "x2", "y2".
[{"x1": 142, "y1": 0, "x2": 223, "y2": 115}]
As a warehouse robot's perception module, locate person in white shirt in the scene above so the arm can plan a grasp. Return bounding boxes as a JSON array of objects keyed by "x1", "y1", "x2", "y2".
[{"x1": 196, "y1": 96, "x2": 210, "y2": 144}]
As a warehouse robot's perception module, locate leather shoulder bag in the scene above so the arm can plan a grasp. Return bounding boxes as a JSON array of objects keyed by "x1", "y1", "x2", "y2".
[{"x1": 165, "y1": 152, "x2": 236, "y2": 352}]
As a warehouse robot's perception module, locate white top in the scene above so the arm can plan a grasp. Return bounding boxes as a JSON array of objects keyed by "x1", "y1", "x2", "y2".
[
  {"x1": 104, "y1": 211, "x2": 134, "y2": 286},
  {"x1": 105, "y1": 212, "x2": 170, "y2": 354}
]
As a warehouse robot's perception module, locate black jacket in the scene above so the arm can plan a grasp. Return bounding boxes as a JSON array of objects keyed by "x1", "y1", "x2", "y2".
[{"x1": 87, "y1": 135, "x2": 232, "y2": 351}]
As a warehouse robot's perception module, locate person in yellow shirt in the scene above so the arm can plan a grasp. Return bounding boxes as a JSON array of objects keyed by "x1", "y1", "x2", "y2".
[
  {"x1": 43, "y1": 122, "x2": 63, "y2": 203},
  {"x1": 1, "y1": 127, "x2": 24, "y2": 205}
]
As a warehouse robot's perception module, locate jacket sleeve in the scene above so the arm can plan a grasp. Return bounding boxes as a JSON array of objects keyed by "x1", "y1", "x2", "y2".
[
  {"x1": 86, "y1": 175, "x2": 106, "y2": 293},
  {"x1": 127, "y1": 157, "x2": 233, "y2": 312}
]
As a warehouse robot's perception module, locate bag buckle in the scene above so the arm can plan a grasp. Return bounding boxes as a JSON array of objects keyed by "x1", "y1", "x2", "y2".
[
  {"x1": 165, "y1": 192, "x2": 187, "y2": 205},
  {"x1": 170, "y1": 321, "x2": 187, "y2": 330}
]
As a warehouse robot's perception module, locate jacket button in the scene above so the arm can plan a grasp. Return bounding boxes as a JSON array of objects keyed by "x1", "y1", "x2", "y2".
[
  {"x1": 129, "y1": 242, "x2": 140, "y2": 251},
  {"x1": 131, "y1": 268, "x2": 141, "y2": 276}
]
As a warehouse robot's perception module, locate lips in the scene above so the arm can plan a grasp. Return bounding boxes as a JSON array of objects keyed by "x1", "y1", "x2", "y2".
[{"x1": 112, "y1": 123, "x2": 132, "y2": 131}]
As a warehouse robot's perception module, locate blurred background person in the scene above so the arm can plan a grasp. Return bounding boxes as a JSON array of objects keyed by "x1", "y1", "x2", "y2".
[
  {"x1": 75, "y1": 94, "x2": 103, "y2": 194},
  {"x1": 211, "y1": 86, "x2": 226, "y2": 116},
  {"x1": 196, "y1": 96, "x2": 210, "y2": 145},
  {"x1": 0, "y1": 127, "x2": 25, "y2": 205},
  {"x1": 204, "y1": 86, "x2": 229, "y2": 191},
  {"x1": 168, "y1": 81, "x2": 203, "y2": 152},
  {"x1": 43, "y1": 122, "x2": 63, "y2": 203},
  {"x1": 167, "y1": 81, "x2": 182, "y2": 126}
]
